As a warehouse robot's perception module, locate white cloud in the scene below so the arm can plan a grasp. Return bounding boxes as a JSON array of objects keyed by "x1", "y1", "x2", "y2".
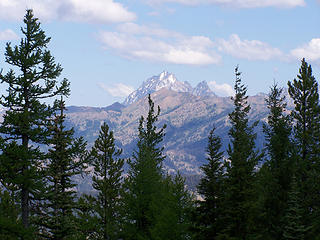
[
  {"x1": 144, "y1": 0, "x2": 305, "y2": 8},
  {"x1": 116, "y1": 22, "x2": 183, "y2": 38},
  {"x1": 99, "y1": 24, "x2": 221, "y2": 65},
  {"x1": 0, "y1": 29, "x2": 18, "y2": 41},
  {"x1": 98, "y1": 82, "x2": 134, "y2": 97},
  {"x1": 0, "y1": 0, "x2": 136, "y2": 23},
  {"x1": 290, "y1": 38, "x2": 320, "y2": 62},
  {"x1": 208, "y1": 81, "x2": 234, "y2": 96},
  {"x1": 217, "y1": 34, "x2": 283, "y2": 61}
]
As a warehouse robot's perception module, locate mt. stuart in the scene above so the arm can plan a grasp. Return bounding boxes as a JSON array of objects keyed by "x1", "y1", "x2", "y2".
[{"x1": 66, "y1": 71, "x2": 290, "y2": 175}]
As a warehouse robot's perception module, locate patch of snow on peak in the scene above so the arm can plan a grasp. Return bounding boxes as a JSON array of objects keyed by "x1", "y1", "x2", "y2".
[{"x1": 123, "y1": 71, "x2": 192, "y2": 105}]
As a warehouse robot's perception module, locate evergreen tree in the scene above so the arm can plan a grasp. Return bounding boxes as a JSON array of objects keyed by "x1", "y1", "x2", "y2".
[
  {"x1": 40, "y1": 99, "x2": 87, "y2": 239},
  {"x1": 283, "y1": 176, "x2": 311, "y2": 240},
  {"x1": 287, "y1": 58, "x2": 320, "y2": 237},
  {"x1": 255, "y1": 84, "x2": 293, "y2": 239},
  {"x1": 89, "y1": 122, "x2": 125, "y2": 240},
  {"x1": 0, "y1": 186, "x2": 32, "y2": 240},
  {"x1": 194, "y1": 127, "x2": 224, "y2": 240},
  {"x1": 74, "y1": 195, "x2": 100, "y2": 240},
  {"x1": 123, "y1": 94, "x2": 166, "y2": 239},
  {"x1": 151, "y1": 173, "x2": 194, "y2": 240},
  {"x1": 0, "y1": 9, "x2": 69, "y2": 229},
  {"x1": 223, "y1": 66, "x2": 260, "y2": 239}
]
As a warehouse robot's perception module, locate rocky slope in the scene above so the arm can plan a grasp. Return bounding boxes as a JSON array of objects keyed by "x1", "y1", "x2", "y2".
[
  {"x1": 62, "y1": 71, "x2": 295, "y2": 192},
  {"x1": 66, "y1": 89, "x2": 276, "y2": 176}
]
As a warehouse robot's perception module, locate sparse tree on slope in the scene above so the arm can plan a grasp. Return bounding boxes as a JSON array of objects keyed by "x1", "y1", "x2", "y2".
[{"x1": 0, "y1": 9, "x2": 69, "y2": 229}]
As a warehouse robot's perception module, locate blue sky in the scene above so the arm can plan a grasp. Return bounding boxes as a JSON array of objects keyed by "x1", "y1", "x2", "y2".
[{"x1": 0, "y1": 0, "x2": 319, "y2": 107}]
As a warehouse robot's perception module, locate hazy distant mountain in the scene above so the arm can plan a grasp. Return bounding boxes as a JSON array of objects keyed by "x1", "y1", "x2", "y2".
[
  {"x1": 123, "y1": 71, "x2": 215, "y2": 105},
  {"x1": 55, "y1": 71, "x2": 294, "y2": 194},
  {"x1": 66, "y1": 88, "x2": 284, "y2": 177},
  {"x1": 192, "y1": 81, "x2": 216, "y2": 97}
]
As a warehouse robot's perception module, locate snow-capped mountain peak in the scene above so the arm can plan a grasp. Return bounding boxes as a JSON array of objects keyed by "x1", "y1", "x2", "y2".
[
  {"x1": 123, "y1": 71, "x2": 192, "y2": 105},
  {"x1": 122, "y1": 71, "x2": 218, "y2": 105}
]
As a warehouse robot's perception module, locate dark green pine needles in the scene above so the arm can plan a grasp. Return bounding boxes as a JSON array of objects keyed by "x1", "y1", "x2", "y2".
[
  {"x1": 0, "y1": 9, "x2": 70, "y2": 231},
  {"x1": 123, "y1": 95, "x2": 167, "y2": 239},
  {"x1": 194, "y1": 127, "x2": 224, "y2": 240},
  {"x1": 90, "y1": 122, "x2": 125, "y2": 240},
  {"x1": 41, "y1": 99, "x2": 88, "y2": 239},
  {"x1": 287, "y1": 58, "x2": 320, "y2": 238},
  {"x1": 223, "y1": 66, "x2": 261, "y2": 239}
]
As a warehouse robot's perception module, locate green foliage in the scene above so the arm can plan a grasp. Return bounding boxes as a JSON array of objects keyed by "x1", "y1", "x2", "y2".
[
  {"x1": 151, "y1": 173, "x2": 194, "y2": 240},
  {"x1": 254, "y1": 84, "x2": 293, "y2": 239},
  {"x1": 288, "y1": 58, "x2": 320, "y2": 238},
  {"x1": 39, "y1": 99, "x2": 88, "y2": 239},
  {"x1": 223, "y1": 66, "x2": 261, "y2": 239},
  {"x1": 123, "y1": 94, "x2": 167, "y2": 239},
  {"x1": 288, "y1": 58, "x2": 320, "y2": 162},
  {"x1": 0, "y1": 9, "x2": 70, "y2": 228},
  {"x1": 194, "y1": 127, "x2": 224, "y2": 240},
  {"x1": 0, "y1": 187, "x2": 34, "y2": 240},
  {"x1": 89, "y1": 122, "x2": 125, "y2": 239},
  {"x1": 283, "y1": 176, "x2": 311, "y2": 240},
  {"x1": 74, "y1": 195, "x2": 100, "y2": 240}
]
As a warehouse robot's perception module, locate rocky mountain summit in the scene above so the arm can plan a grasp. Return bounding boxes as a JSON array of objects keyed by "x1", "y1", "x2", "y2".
[
  {"x1": 123, "y1": 71, "x2": 214, "y2": 105},
  {"x1": 192, "y1": 81, "x2": 216, "y2": 97}
]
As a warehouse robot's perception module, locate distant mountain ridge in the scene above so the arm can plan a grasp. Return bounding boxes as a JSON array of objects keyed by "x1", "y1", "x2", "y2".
[
  {"x1": 64, "y1": 72, "x2": 296, "y2": 180},
  {"x1": 193, "y1": 81, "x2": 216, "y2": 97},
  {"x1": 66, "y1": 90, "x2": 290, "y2": 179},
  {"x1": 123, "y1": 71, "x2": 215, "y2": 105}
]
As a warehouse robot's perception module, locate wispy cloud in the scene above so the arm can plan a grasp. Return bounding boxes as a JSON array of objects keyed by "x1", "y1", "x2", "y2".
[
  {"x1": 99, "y1": 23, "x2": 221, "y2": 65},
  {"x1": 208, "y1": 81, "x2": 234, "y2": 96},
  {"x1": 216, "y1": 34, "x2": 283, "y2": 61},
  {"x1": 116, "y1": 22, "x2": 182, "y2": 38},
  {"x1": 0, "y1": 29, "x2": 18, "y2": 41},
  {"x1": 98, "y1": 82, "x2": 134, "y2": 97},
  {"x1": 102, "y1": 24, "x2": 320, "y2": 65},
  {"x1": 143, "y1": 0, "x2": 305, "y2": 8},
  {"x1": 0, "y1": 0, "x2": 136, "y2": 23},
  {"x1": 290, "y1": 38, "x2": 320, "y2": 63}
]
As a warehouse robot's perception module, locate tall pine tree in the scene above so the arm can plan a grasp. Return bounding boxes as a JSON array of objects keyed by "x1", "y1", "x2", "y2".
[
  {"x1": 89, "y1": 122, "x2": 124, "y2": 240},
  {"x1": 255, "y1": 84, "x2": 293, "y2": 239},
  {"x1": 223, "y1": 66, "x2": 260, "y2": 239},
  {"x1": 194, "y1": 127, "x2": 224, "y2": 240},
  {"x1": 0, "y1": 9, "x2": 69, "y2": 229},
  {"x1": 40, "y1": 99, "x2": 87, "y2": 239},
  {"x1": 123, "y1": 94, "x2": 167, "y2": 239},
  {"x1": 288, "y1": 58, "x2": 320, "y2": 238}
]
